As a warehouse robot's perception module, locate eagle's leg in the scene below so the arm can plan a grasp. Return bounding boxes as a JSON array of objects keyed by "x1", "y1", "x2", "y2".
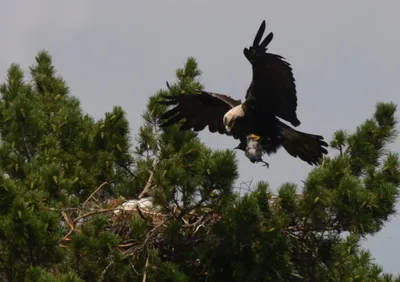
[
  {"x1": 259, "y1": 159, "x2": 269, "y2": 168},
  {"x1": 254, "y1": 157, "x2": 269, "y2": 168}
]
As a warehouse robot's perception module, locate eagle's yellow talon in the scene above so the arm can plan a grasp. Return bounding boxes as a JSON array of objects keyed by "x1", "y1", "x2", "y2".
[{"x1": 248, "y1": 134, "x2": 261, "y2": 141}]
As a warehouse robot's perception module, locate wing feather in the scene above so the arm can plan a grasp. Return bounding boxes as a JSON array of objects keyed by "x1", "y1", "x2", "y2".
[
  {"x1": 158, "y1": 90, "x2": 244, "y2": 139},
  {"x1": 243, "y1": 20, "x2": 300, "y2": 127}
]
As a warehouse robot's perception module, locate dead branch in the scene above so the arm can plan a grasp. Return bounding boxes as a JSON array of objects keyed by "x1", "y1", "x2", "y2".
[
  {"x1": 118, "y1": 242, "x2": 138, "y2": 248},
  {"x1": 139, "y1": 160, "x2": 159, "y2": 199},
  {"x1": 60, "y1": 207, "x2": 123, "y2": 241},
  {"x1": 73, "y1": 208, "x2": 121, "y2": 225},
  {"x1": 142, "y1": 255, "x2": 149, "y2": 282},
  {"x1": 61, "y1": 229, "x2": 75, "y2": 242},
  {"x1": 61, "y1": 211, "x2": 74, "y2": 230},
  {"x1": 83, "y1": 181, "x2": 109, "y2": 207}
]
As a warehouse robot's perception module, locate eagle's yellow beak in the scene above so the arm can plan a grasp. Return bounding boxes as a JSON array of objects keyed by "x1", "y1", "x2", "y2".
[{"x1": 248, "y1": 134, "x2": 261, "y2": 141}]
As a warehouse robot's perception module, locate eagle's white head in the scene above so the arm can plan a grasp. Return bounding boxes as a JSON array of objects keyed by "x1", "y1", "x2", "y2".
[{"x1": 223, "y1": 105, "x2": 245, "y2": 133}]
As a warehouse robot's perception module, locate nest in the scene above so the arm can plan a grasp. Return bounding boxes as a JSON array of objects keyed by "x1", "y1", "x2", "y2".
[
  {"x1": 56, "y1": 182, "x2": 223, "y2": 263},
  {"x1": 53, "y1": 180, "x2": 338, "y2": 281}
]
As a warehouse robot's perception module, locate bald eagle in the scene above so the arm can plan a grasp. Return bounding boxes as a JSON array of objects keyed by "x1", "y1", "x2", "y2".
[{"x1": 158, "y1": 20, "x2": 328, "y2": 167}]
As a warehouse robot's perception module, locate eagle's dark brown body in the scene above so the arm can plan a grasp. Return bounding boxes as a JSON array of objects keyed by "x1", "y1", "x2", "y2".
[{"x1": 158, "y1": 20, "x2": 328, "y2": 167}]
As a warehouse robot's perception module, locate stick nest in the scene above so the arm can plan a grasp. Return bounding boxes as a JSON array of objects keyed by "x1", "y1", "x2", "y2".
[{"x1": 57, "y1": 182, "x2": 223, "y2": 262}]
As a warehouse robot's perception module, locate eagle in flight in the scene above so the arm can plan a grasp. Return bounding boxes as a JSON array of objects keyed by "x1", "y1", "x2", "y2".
[{"x1": 158, "y1": 20, "x2": 328, "y2": 167}]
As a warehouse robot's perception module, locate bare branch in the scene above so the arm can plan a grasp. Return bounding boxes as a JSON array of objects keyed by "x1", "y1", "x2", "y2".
[
  {"x1": 61, "y1": 211, "x2": 74, "y2": 230},
  {"x1": 139, "y1": 160, "x2": 159, "y2": 199},
  {"x1": 142, "y1": 255, "x2": 149, "y2": 282},
  {"x1": 83, "y1": 181, "x2": 109, "y2": 207}
]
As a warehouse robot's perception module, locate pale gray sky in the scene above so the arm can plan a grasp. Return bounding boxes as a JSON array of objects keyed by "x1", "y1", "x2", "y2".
[{"x1": 2, "y1": 0, "x2": 400, "y2": 274}]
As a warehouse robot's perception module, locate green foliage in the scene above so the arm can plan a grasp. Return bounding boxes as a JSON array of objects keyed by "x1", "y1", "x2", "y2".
[
  {"x1": 0, "y1": 51, "x2": 399, "y2": 281},
  {"x1": 132, "y1": 57, "x2": 239, "y2": 215},
  {"x1": 209, "y1": 183, "x2": 293, "y2": 281},
  {"x1": 25, "y1": 266, "x2": 84, "y2": 282},
  {"x1": 0, "y1": 51, "x2": 135, "y2": 281}
]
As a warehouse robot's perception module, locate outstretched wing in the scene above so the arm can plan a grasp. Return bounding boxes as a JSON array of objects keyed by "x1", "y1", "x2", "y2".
[
  {"x1": 243, "y1": 20, "x2": 300, "y2": 127},
  {"x1": 158, "y1": 86, "x2": 244, "y2": 139}
]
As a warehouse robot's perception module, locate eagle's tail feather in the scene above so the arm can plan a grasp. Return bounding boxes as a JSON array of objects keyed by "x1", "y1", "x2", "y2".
[{"x1": 280, "y1": 125, "x2": 328, "y2": 166}]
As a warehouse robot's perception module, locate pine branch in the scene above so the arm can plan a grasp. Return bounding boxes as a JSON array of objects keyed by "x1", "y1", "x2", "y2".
[
  {"x1": 120, "y1": 163, "x2": 138, "y2": 178},
  {"x1": 21, "y1": 127, "x2": 32, "y2": 162}
]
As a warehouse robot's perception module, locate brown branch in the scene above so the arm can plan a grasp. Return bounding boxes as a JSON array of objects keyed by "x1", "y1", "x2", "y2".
[
  {"x1": 73, "y1": 208, "x2": 121, "y2": 225},
  {"x1": 61, "y1": 211, "x2": 74, "y2": 230},
  {"x1": 118, "y1": 242, "x2": 138, "y2": 248},
  {"x1": 142, "y1": 218, "x2": 168, "y2": 247},
  {"x1": 83, "y1": 181, "x2": 109, "y2": 207},
  {"x1": 60, "y1": 208, "x2": 123, "y2": 241},
  {"x1": 61, "y1": 229, "x2": 75, "y2": 242},
  {"x1": 138, "y1": 160, "x2": 159, "y2": 199},
  {"x1": 48, "y1": 207, "x2": 80, "y2": 212}
]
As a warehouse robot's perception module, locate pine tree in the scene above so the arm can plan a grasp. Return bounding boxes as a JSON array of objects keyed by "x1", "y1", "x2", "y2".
[
  {"x1": 0, "y1": 51, "x2": 135, "y2": 281},
  {"x1": 0, "y1": 51, "x2": 399, "y2": 282}
]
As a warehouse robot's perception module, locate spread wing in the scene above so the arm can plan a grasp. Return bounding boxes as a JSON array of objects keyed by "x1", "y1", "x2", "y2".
[
  {"x1": 158, "y1": 85, "x2": 244, "y2": 139},
  {"x1": 243, "y1": 20, "x2": 300, "y2": 127}
]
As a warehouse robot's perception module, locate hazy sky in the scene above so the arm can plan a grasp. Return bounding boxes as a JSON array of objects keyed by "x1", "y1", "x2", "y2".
[{"x1": 2, "y1": 0, "x2": 400, "y2": 274}]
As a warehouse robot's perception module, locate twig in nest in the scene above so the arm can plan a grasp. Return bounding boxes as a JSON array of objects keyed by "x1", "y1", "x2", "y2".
[
  {"x1": 73, "y1": 208, "x2": 122, "y2": 225},
  {"x1": 118, "y1": 242, "x2": 138, "y2": 248},
  {"x1": 139, "y1": 160, "x2": 159, "y2": 199},
  {"x1": 61, "y1": 211, "x2": 74, "y2": 230},
  {"x1": 131, "y1": 262, "x2": 141, "y2": 275},
  {"x1": 60, "y1": 208, "x2": 123, "y2": 241},
  {"x1": 142, "y1": 219, "x2": 167, "y2": 247},
  {"x1": 143, "y1": 255, "x2": 149, "y2": 282},
  {"x1": 48, "y1": 207, "x2": 80, "y2": 212},
  {"x1": 192, "y1": 215, "x2": 214, "y2": 236},
  {"x1": 83, "y1": 181, "x2": 109, "y2": 207},
  {"x1": 193, "y1": 223, "x2": 205, "y2": 236},
  {"x1": 185, "y1": 215, "x2": 204, "y2": 227}
]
